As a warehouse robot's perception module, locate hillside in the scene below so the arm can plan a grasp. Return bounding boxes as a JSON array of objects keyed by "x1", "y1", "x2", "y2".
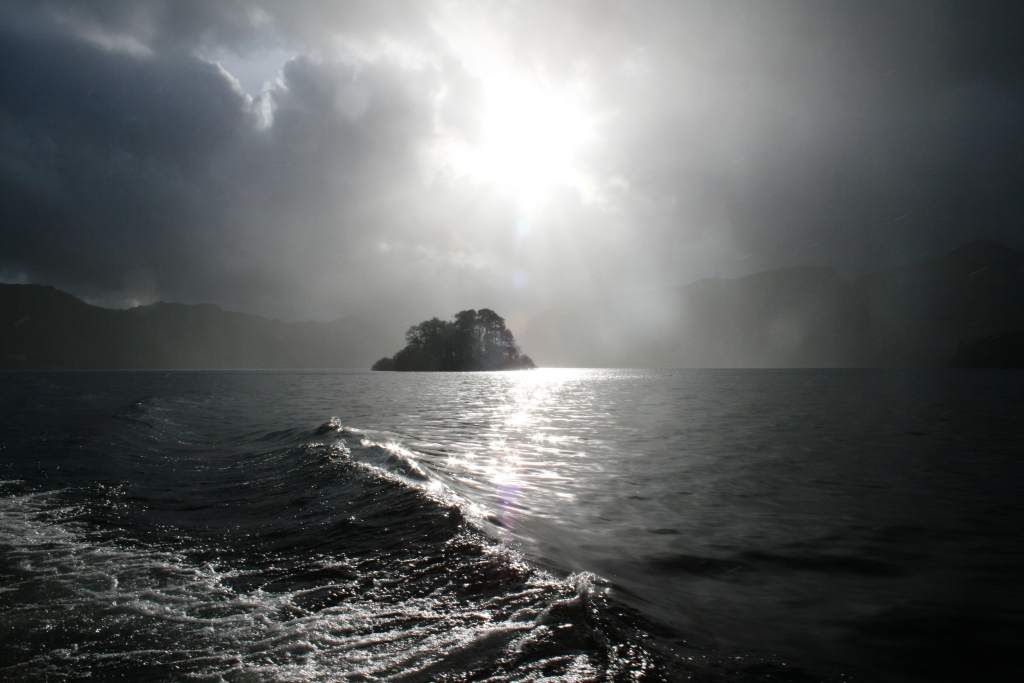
[
  {"x1": 0, "y1": 285, "x2": 396, "y2": 369},
  {"x1": 521, "y1": 240, "x2": 1024, "y2": 368},
  {"x1": 948, "y1": 330, "x2": 1024, "y2": 368},
  {"x1": 5, "y1": 240, "x2": 1023, "y2": 370}
]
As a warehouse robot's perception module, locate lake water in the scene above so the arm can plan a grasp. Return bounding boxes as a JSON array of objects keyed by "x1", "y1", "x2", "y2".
[{"x1": 1, "y1": 369, "x2": 1021, "y2": 681}]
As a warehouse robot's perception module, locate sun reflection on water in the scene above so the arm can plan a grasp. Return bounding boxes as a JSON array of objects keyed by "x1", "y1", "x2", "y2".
[
  {"x1": 352, "y1": 368, "x2": 654, "y2": 574},
  {"x1": 434, "y1": 368, "x2": 606, "y2": 546}
]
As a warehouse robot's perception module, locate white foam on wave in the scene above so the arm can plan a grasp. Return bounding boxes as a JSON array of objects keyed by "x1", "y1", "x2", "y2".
[
  {"x1": 340, "y1": 429, "x2": 509, "y2": 536},
  {"x1": 0, "y1": 477, "x2": 651, "y2": 681}
]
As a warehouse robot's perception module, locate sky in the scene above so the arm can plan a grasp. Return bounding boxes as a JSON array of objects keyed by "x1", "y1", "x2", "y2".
[{"x1": 1, "y1": 0, "x2": 1023, "y2": 329}]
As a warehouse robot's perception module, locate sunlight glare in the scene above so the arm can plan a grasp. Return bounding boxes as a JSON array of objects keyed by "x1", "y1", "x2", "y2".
[{"x1": 455, "y1": 75, "x2": 593, "y2": 205}]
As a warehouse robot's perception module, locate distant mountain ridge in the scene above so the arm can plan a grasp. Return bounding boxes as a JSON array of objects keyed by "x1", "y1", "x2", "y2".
[
  {"x1": 521, "y1": 240, "x2": 1024, "y2": 368},
  {"x1": 949, "y1": 330, "x2": 1024, "y2": 368},
  {"x1": 0, "y1": 284, "x2": 396, "y2": 369},
  {"x1": 5, "y1": 240, "x2": 1024, "y2": 369}
]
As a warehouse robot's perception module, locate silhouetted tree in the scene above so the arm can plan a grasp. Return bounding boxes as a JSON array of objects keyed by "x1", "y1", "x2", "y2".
[
  {"x1": 451, "y1": 309, "x2": 479, "y2": 369},
  {"x1": 372, "y1": 309, "x2": 536, "y2": 371}
]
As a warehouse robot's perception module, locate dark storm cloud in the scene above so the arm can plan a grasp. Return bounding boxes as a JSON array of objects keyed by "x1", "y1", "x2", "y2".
[
  {"x1": 0, "y1": 13, "x2": 252, "y2": 297},
  {"x1": 1, "y1": 0, "x2": 1022, "y2": 325},
  {"x1": 1, "y1": 0, "x2": 438, "y2": 54},
  {"x1": 0, "y1": 19, "x2": 248, "y2": 169},
  {"x1": 0, "y1": 1, "x2": 459, "y2": 318}
]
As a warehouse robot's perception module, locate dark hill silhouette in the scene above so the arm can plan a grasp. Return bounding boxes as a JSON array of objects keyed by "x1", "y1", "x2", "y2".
[
  {"x1": 0, "y1": 284, "x2": 394, "y2": 369},
  {"x1": 5, "y1": 240, "x2": 1023, "y2": 369},
  {"x1": 949, "y1": 330, "x2": 1024, "y2": 368},
  {"x1": 521, "y1": 240, "x2": 1024, "y2": 368}
]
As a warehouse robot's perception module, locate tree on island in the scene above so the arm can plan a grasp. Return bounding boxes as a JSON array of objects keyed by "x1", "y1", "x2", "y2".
[{"x1": 372, "y1": 309, "x2": 536, "y2": 371}]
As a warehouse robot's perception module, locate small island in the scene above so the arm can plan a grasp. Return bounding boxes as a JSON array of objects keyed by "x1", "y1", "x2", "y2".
[{"x1": 372, "y1": 309, "x2": 535, "y2": 371}]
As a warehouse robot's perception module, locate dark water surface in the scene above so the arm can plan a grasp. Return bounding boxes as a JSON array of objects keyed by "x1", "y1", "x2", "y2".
[{"x1": 1, "y1": 369, "x2": 1021, "y2": 681}]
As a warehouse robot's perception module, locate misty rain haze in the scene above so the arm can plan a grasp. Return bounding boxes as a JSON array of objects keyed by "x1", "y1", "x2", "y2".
[
  {"x1": 1, "y1": 1, "x2": 1022, "y2": 334},
  {"x1": 2, "y1": 3, "x2": 1024, "y2": 683}
]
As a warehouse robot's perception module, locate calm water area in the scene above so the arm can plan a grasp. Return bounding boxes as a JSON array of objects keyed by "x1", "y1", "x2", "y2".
[{"x1": 1, "y1": 369, "x2": 1021, "y2": 681}]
